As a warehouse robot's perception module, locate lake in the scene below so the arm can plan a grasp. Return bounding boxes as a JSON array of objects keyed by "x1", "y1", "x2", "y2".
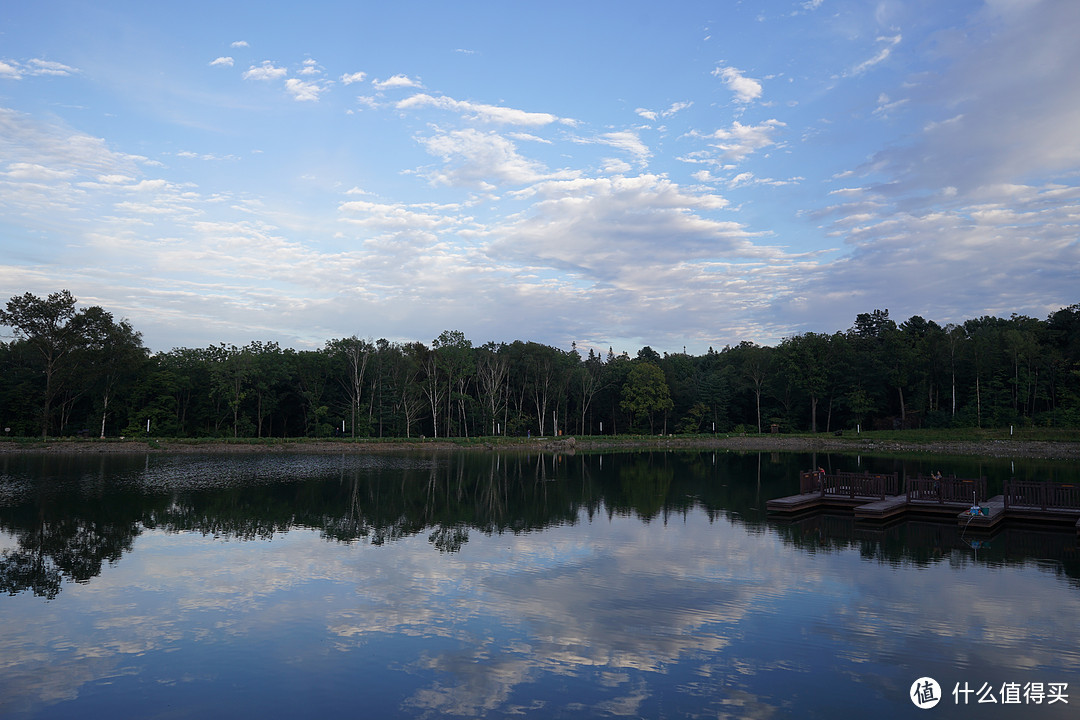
[{"x1": 1, "y1": 450, "x2": 1077, "y2": 718}]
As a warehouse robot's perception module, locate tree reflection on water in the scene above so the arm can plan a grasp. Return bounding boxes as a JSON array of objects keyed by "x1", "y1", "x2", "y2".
[{"x1": 1, "y1": 450, "x2": 1078, "y2": 599}]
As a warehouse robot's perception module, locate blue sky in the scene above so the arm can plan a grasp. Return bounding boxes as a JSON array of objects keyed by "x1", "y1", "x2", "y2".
[{"x1": 2, "y1": 0, "x2": 1078, "y2": 354}]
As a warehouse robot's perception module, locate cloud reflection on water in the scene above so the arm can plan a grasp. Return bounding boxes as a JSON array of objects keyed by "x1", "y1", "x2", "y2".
[{"x1": 1, "y1": 452, "x2": 1079, "y2": 718}]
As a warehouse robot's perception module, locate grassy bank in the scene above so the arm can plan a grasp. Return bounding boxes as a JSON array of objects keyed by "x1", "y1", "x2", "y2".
[{"x1": 2, "y1": 427, "x2": 1079, "y2": 459}]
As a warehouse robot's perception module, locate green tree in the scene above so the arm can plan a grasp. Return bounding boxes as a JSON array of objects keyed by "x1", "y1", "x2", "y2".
[
  {"x1": 327, "y1": 336, "x2": 373, "y2": 438},
  {"x1": 620, "y1": 362, "x2": 673, "y2": 434},
  {"x1": 432, "y1": 330, "x2": 474, "y2": 437},
  {"x1": 779, "y1": 332, "x2": 829, "y2": 432},
  {"x1": 81, "y1": 310, "x2": 147, "y2": 438},
  {"x1": 0, "y1": 290, "x2": 119, "y2": 438}
]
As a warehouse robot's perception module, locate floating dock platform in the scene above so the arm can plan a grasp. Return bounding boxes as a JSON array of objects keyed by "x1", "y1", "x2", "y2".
[{"x1": 767, "y1": 472, "x2": 1080, "y2": 534}]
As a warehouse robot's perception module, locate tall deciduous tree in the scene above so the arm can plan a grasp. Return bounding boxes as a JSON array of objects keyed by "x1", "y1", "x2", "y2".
[
  {"x1": 779, "y1": 332, "x2": 829, "y2": 433},
  {"x1": 620, "y1": 362, "x2": 673, "y2": 434},
  {"x1": 0, "y1": 291, "x2": 102, "y2": 437},
  {"x1": 328, "y1": 336, "x2": 372, "y2": 438},
  {"x1": 80, "y1": 310, "x2": 147, "y2": 438}
]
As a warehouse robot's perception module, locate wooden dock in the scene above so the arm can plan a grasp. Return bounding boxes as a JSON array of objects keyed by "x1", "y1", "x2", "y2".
[
  {"x1": 767, "y1": 473, "x2": 1080, "y2": 534},
  {"x1": 853, "y1": 494, "x2": 909, "y2": 520}
]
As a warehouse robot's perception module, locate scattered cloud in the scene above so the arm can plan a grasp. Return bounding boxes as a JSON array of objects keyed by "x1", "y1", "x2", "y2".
[
  {"x1": 665, "y1": 101, "x2": 693, "y2": 116},
  {"x1": 27, "y1": 59, "x2": 79, "y2": 76},
  {"x1": 849, "y1": 34, "x2": 901, "y2": 76},
  {"x1": 372, "y1": 74, "x2": 422, "y2": 91},
  {"x1": 0, "y1": 58, "x2": 80, "y2": 79},
  {"x1": 242, "y1": 61, "x2": 288, "y2": 81},
  {"x1": 415, "y1": 128, "x2": 572, "y2": 188},
  {"x1": 873, "y1": 92, "x2": 908, "y2": 119},
  {"x1": 340, "y1": 71, "x2": 367, "y2": 85},
  {"x1": 593, "y1": 130, "x2": 651, "y2": 166},
  {"x1": 210, "y1": 56, "x2": 234, "y2": 68},
  {"x1": 175, "y1": 150, "x2": 238, "y2": 162},
  {"x1": 338, "y1": 198, "x2": 459, "y2": 233},
  {"x1": 396, "y1": 93, "x2": 564, "y2": 126},
  {"x1": 493, "y1": 174, "x2": 747, "y2": 281},
  {"x1": 285, "y1": 77, "x2": 329, "y2": 102},
  {"x1": 712, "y1": 66, "x2": 762, "y2": 103},
  {"x1": 635, "y1": 102, "x2": 692, "y2": 123},
  {"x1": 507, "y1": 132, "x2": 552, "y2": 144},
  {"x1": 231, "y1": 40, "x2": 249, "y2": 48},
  {"x1": 684, "y1": 119, "x2": 785, "y2": 163}
]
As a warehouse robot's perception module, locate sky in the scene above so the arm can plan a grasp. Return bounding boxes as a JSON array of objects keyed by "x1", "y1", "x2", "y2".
[{"x1": 1, "y1": 0, "x2": 1078, "y2": 355}]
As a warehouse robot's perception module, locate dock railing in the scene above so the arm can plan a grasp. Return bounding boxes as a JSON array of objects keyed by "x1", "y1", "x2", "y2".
[
  {"x1": 1003, "y1": 480, "x2": 1080, "y2": 511},
  {"x1": 800, "y1": 470, "x2": 898, "y2": 499},
  {"x1": 907, "y1": 475, "x2": 987, "y2": 504}
]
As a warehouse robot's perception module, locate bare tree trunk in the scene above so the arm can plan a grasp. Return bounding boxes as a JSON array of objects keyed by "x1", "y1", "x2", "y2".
[{"x1": 99, "y1": 389, "x2": 110, "y2": 439}]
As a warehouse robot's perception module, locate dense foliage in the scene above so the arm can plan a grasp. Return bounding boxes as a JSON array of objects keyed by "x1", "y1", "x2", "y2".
[{"x1": 2, "y1": 291, "x2": 1078, "y2": 438}]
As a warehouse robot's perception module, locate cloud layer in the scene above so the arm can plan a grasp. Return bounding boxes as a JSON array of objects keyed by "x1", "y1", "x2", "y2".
[{"x1": 0, "y1": 1, "x2": 1077, "y2": 353}]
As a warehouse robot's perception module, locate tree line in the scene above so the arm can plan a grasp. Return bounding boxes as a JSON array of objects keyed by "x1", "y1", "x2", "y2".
[{"x1": 1, "y1": 290, "x2": 1078, "y2": 439}]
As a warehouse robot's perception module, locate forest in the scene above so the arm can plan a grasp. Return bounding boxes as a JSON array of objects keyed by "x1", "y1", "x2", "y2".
[{"x1": 1, "y1": 290, "x2": 1078, "y2": 440}]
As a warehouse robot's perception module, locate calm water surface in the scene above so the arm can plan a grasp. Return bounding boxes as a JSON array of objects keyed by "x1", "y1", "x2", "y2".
[{"x1": 1, "y1": 450, "x2": 1078, "y2": 719}]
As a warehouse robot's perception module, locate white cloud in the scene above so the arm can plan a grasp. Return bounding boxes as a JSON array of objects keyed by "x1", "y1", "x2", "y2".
[
  {"x1": 507, "y1": 132, "x2": 552, "y2": 144},
  {"x1": 636, "y1": 102, "x2": 692, "y2": 122},
  {"x1": 594, "y1": 130, "x2": 651, "y2": 166},
  {"x1": 873, "y1": 92, "x2": 908, "y2": 119},
  {"x1": 338, "y1": 199, "x2": 458, "y2": 233},
  {"x1": 712, "y1": 66, "x2": 762, "y2": 104},
  {"x1": 242, "y1": 61, "x2": 288, "y2": 81},
  {"x1": 285, "y1": 78, "x2": 328, "y2": 102},
  {"x1": 299, "y1": 59, "x2": 321, "y2": 76},
  {"x1": 231, "y1": 40, "x2": 249, "y2": 48},
  {"x1": 416, "y1": 128, "x2": 571, "y2": 188},
  {"x1": 210, "y1": 56, "x2": 234, "y2": 68},
  {"x1": 26, "y1": 59, "x2": 79, "y2": 76},
  {"x1": 0, "y1": 107, "x2": 148, "y2": 179},
  {"x1": 372, "y1": 74, "x2": 422, "y2": 91},
  {"x1": 601, "y1": 158, "x2": 633, "y2": 174},
  {"x1": 4, "y1": 162, "x2": 76, "y2": 181},
  {"x1": 665, "y1": 101, "x2": 692, "y2": 116},
  {"x1": 340, "y1": 71, "x2": 367, "y2": 85},
  {"x1": 0, "y1": 58, "x2": 80, "y2": 79},
  {"x1": 725, "y1": 171, "x2": 800, "y2": 189},
  {"x1": 97, "y1": 174, "x2": 135, "y2": 185},
  {"x1": 493, "y1": 174, "x2": 752, "y2": 280},
  {"x1": 174, "y1": 150, "x2": 237, "y2": 162},
  {"x1": 685, "y1": 119, "x2": 785, "y2": 163},
  {"x1": 808, "y1": 183, "x2": 1080, "y2": 328},
  {"x1": 396, "y1": 93, "x2": 562, "y2": 126},
  {"x1": 849, "y1": 34, "x2": 901, "y2": 76}
]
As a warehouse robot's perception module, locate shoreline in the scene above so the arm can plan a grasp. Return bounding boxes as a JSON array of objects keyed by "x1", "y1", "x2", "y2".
[{"x1": 2, "y1": 435, "x2": 1080, "y2": 460}]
